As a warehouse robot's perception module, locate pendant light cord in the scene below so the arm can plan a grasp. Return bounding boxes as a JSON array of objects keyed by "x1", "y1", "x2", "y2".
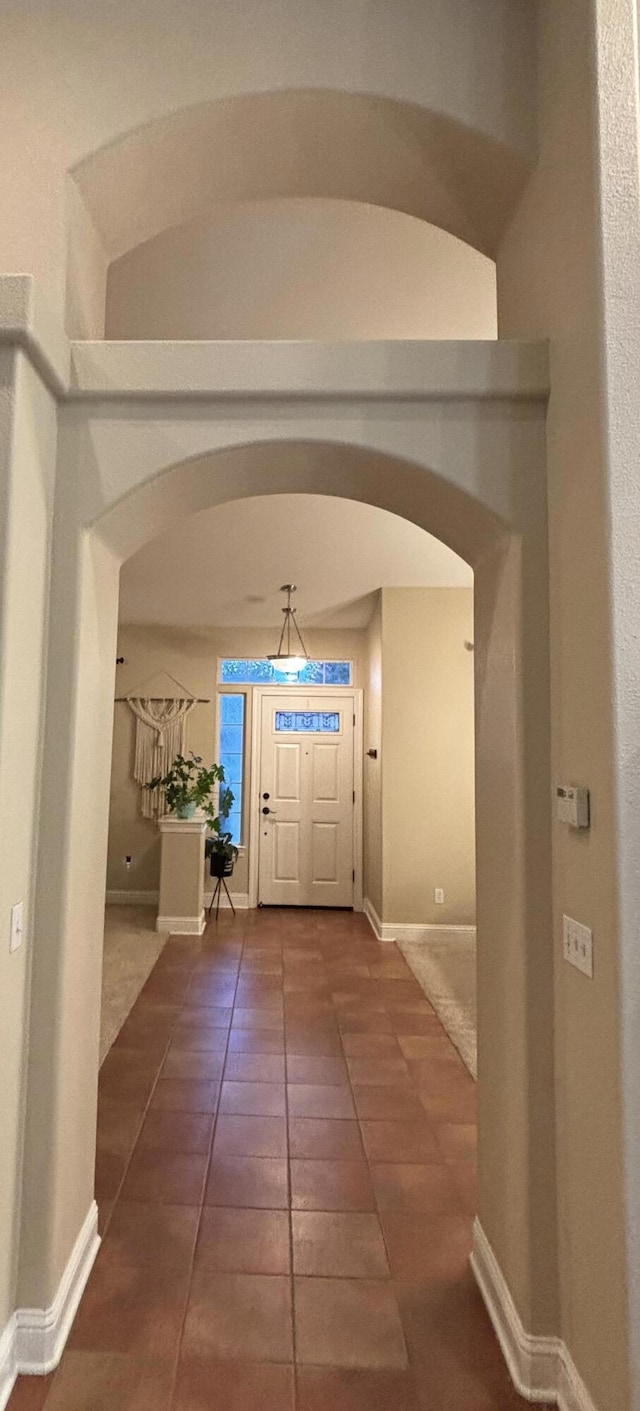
[{"x1": 270, "y1": 584, "x2": 310, "y2": 662}]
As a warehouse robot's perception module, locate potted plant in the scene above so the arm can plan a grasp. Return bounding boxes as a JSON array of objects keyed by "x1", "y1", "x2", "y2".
[
  {"x1": 205, "y1": 776, "x2": 238, "y2": 878},
  {"x1": 147, "y1": 751, "x2": 234, "y2": 830},
  {"x1": 206, "y1": 827, "x2": 238, "y2": 879}
]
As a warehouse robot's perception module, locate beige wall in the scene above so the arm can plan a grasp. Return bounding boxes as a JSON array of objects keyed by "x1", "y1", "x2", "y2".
[
  {"x1": 497, "y1": 2, "x2": 629, "y2": 1405},
  {"x1": 474, "y1": 534, "x2": 557, "y2": 1340},
  {"x1": 0, "y1": 0, "x2": 536, "y2": 331},
  {"x1": 19, "y1": 530, "x2": 120, "y2": 1308},
  {"x1": 362, "y1": 588, "x2": 475, "y2": 928},
  {"x1": 109, "y1": 624, "x2": 367, "y2": 900},
  {"x1": 381, "y1": 588, "x2": 475, "y2": 926},
  {"x1": 106, "y1": 200, "x2": 497, "y2": 342},
  {"x1": 0, "y1": 351, "x2": 56, "y2": 1330}
]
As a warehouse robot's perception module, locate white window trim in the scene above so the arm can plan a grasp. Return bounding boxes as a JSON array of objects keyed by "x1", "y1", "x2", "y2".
[{"x1": 247, "y1": 685, "x2": 364, "y2": 913}]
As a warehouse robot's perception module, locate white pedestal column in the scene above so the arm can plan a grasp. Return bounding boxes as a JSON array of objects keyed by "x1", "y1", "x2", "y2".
[{"x1": 157, "y1": 815, "x2": 208, "y2": 934}]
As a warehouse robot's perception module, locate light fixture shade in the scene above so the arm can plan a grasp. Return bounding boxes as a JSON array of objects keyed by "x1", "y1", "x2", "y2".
[
  {"x1": 268, "y1": 654, "x2": 307, "y2": 674},
  {"x1": 268, "y1": 585, "x2": 309, "y2": 672}
]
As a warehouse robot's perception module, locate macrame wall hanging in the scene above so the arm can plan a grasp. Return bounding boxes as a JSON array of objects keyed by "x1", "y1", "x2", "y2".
[{"x1": 115, "y1": 670, "x2": 208, "y2": 819}]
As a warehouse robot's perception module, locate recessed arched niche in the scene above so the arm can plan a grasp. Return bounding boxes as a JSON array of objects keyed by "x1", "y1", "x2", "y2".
[{"x1": 66, "y1": 90, "x2": 528, "y2": 338}]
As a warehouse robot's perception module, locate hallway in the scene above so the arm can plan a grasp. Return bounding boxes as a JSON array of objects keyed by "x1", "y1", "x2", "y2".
[{"x1": 8, "y1": 910, "x2": 540, "y2": 1410}]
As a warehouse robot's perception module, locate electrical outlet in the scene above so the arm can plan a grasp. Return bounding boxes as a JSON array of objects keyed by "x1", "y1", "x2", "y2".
[
  {"x1": 125, "y1": 855, "x2": 132, "y2": 870},
  {"x1": 562, "y1": 915, "x2": 593, "y2": 978},
  {"x1": 10, "y1": 901, "x2": 24, "y2": 953},
  {"x1": 434, "y1": 888, "x2": 444, "y2": 905}
]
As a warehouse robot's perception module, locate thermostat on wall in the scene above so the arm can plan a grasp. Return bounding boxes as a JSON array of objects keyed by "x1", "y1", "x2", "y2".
[{"x1": 556, "y1": 785, "x2": 590, "y2": 829}]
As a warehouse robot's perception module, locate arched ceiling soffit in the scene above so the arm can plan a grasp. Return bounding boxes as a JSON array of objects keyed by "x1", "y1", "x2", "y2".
[
  {"x1": 95, "y1": 440, "x2": 504, "y2": 567},
  {"x1": 70, "y1": 90, "x2": 532, "y2": 264}
]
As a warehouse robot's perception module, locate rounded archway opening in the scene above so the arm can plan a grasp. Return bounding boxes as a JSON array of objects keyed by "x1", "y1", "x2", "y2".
[
  {"x1": 101, "y1": 440, "x2": 488, "y2": 941},
  {"x1": 24, "y1": 414, "x2": 554, "y2": 1383},
  {"x1": 96, "y1": 438, "x2": 504, "y2": 569},
  {"x1": 108, "y1": 480, "x2": 477, "y2": 1057}
]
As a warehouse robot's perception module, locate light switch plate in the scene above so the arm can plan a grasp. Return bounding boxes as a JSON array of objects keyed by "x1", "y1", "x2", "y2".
[
  {"x1": 562, "y1": 914, "x2": 593, "y2": 978},
  {"x1": 10, "y1": 901, "x2": 24, "y2": 953}
]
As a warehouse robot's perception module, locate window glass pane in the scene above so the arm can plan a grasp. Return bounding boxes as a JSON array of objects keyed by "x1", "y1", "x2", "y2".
[
  {"x1": 324, "y1": 661, "x2": 351, "y2": 685},
  {"x1": 295, "y1": 660, "x2": 324, "y2": 684},
  {"x1": 221, "y1": 658, "x2": 272, "y2": 683},
  {"x1": 218, "y1": 694, "x2": 245, "y2": 845},
  {"x1": 219, "y1": 658, "x2": 352, "y2": 685},
  {"x1": 220, "y1": 723, "x2": 243, "y2": 753},
  {"x1": 220, "y1": 759, "x2": 242, "y2": 788},
  {"x1": 275, "y1": 711, "x2": 341, "y2": 733},
  {"x1": 220, "y1": 693, "x2": 245, "y2": 724}
]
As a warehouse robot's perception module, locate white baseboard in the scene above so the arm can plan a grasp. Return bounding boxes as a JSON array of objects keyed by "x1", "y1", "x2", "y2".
[
  {"x1": 204, "y1": 890, "x2": 250, "y2": 911},
  {"x1": 0, "y1": 1201, "x2": 100, "y2": 1408},
  {"x1": 363, "y1": 898, "x2": 475, "y2": 945},
  {"x1": 557, "y1": 1355, "x2": 600, "y2": 1411},
  {"x1": 107, "y1": 891, "x2": 250, "y2": 914},
  {"x1": 471, "y1": 1217, "x2": 558, "y2": 1402},
  {"x1": 471, "y1": 1218, "x2": 598, "y2": 1411},
  {"x1": 105, "y1": 889, "x2": 158, "y2": 905},
  {"x1": 157, "y1": 911, "x2": 205, "y2": 935},
  {"x1": 0, "y1": 1319, "x2": 15, "y2": 1411},
  {"x1": 363, "y1": 897, "x2": 393, "y2": 942}
]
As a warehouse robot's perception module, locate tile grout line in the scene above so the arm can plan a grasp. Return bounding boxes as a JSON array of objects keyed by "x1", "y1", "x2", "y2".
[
  {"x1": 90, "y1": 946, "x2": 203, "y2": 1409},
  {"x1": 13, "y1": 915, "x2": 488, "y2": 1411},
  {"x1": 97, "y1": 959, "x2": 198, "y2": 1236},
  {"x1": 283, "y1": 967, "x2": 299, "y2": 1410},
  {"x1": 333, "y1": 939, "x2": 416, "y2": 1382},
  {"x1": 166, "y1": 917, "x2": 245, "y2": 1411},
  {"x1": 96, "y1": 916, "x2": 476, "y2": 1408}
]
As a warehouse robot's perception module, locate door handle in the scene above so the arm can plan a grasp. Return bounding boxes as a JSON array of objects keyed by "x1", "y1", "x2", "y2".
[{"x1": 262, "y1": 806, "x2": 277, "y2": 815}]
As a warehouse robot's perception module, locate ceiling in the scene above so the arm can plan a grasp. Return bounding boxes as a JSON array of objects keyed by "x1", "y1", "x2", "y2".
[{"x1": 119, "y1": 494, "x2": 472, "y2": 628}]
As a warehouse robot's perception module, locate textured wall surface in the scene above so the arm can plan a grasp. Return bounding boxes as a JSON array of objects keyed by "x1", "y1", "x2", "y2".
[{"x1": 0, "y1": 0, "x2": 536, "y2": 330}]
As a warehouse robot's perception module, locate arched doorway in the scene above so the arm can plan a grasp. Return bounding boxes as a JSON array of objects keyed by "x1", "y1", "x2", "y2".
[{"x1": 18, "y1": 397, "x2": 555, "y2": 1371}]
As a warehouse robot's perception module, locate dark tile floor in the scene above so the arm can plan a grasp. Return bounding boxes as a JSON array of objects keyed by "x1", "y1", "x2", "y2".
[{"x1": 8, "y1": 908, "x2": 542, "y2": 1410}]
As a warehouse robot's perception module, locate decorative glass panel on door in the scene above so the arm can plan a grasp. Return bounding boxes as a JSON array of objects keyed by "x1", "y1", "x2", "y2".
[{"x1": 274, "y1": 711, "x2": 340, "y2": 733}]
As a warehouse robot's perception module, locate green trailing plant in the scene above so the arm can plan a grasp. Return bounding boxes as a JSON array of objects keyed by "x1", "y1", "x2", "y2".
[
  {"x1": 146, "y1": 752, "x2": 236, "y2": 858},
  {"x1": 206, "y1": 828, "x2": 238, "y2": 865}
]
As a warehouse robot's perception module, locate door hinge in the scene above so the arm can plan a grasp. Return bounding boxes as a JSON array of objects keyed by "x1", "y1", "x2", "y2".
[
  {"x1": 353, "y1": 714, "x2": 356, "y2": 727},
  {"x1": 352, "y1": 790, "x2": 355, "y2": 804},
  {"x1": 352, "y1": 869, "x2": 355, "y2": 882}
]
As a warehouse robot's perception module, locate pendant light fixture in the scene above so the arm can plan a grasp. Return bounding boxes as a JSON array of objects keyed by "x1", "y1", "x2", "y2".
[{"x1": 267, "y1": 584, "x2": 310, "y2": 674}]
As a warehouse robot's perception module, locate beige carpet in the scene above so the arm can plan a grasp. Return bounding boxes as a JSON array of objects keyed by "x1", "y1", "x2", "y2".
[
  {"x1": 100, "y1": 906, "x2": 168, "y2": 1063},
  {"x1": 396, "y1": 930, "x2": 477, "y2": 1079}
]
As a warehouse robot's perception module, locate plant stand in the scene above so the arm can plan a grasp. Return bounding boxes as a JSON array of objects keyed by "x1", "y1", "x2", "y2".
[{"x1": 208, "y1": 873, "x2": 236, "y2": 919}]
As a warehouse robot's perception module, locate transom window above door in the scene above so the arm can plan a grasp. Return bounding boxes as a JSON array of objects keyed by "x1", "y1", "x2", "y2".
[{"x1": 219, "y1": 658, "x2": 352, "y2": 685}]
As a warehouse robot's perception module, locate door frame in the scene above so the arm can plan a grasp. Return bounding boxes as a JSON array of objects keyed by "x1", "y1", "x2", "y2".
[{"x1": 248, "y1": 685, "x2": 364, "y2": 911}]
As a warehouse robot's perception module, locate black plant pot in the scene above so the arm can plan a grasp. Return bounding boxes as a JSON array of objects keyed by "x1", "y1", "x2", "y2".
[{"x1": 210, "y1": 853, "x2": 235, "y2": 879}]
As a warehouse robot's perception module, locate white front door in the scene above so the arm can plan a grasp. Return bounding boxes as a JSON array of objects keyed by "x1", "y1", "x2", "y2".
[{"x1": 258, "y1": 693, "x2": 355, "y2": 907}]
